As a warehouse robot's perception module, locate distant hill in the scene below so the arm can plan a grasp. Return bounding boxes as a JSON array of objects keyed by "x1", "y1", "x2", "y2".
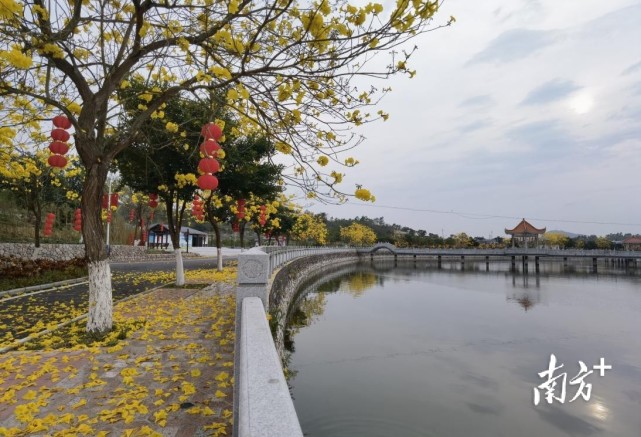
[{"x1": 547, "y1": 230, "x2": 580, "y2": 238}]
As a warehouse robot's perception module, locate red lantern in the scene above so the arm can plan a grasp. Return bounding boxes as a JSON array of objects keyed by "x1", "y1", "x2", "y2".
[
  {"x1": 149, "y1": 199, "x2": 158, "y2": 208},
  {"x1": 106, "y1": 211, "x2": 112, "y2": 223},
  {"x1": 49, "y1": 141, "x2": 69, "y2": 155},
  {"x1": 198, "y1": 158, "x2": 220, "y2": 174},
  {"x1": 52, "y1": 115, "x2": 72, "y2": 129},
  {"x1": 129, "y1": 209, "x2": 135, "y2": 223},
  {"x1": 201, "y1": 123, "x2": 222, "y2": 140},
  {"x1": 149, "y1": 193, "x2": 158, "y2": 200},
  {"x1": 197, "y1": 174, "x2": 218, "y2": 190},
  {"x1": 200, "y1": 139, "x2": 221, "y2": 157},
  {"x1": 51, "y1": 129, "x2": 70, "y2": 142},
  {"x1": 47, "y1": 154, "x2": 67, "y2": 168},
  {"x1": 232, "y1": 221, "x2": 240, "y2": 233}
]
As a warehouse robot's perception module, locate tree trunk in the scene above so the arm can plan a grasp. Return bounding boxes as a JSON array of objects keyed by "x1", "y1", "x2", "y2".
[
  {"x1": 165, "y1": 193, "x2": 185, "y2": 286},
  {"x1": 256, "y1": 230, "x2": 262, "y2": 246},
  {"x1": 175, "y1": 249, "x2": 185, "y2": 285},
  {"x1": 33, "y1": 203, "x2": 41, "y2": 248},
  {"x1": 81, "y1": 160, "x2": 112, "y2": 335},
  {"x1": 213, "y1": 221, "x2": 223, "y2": 272}
]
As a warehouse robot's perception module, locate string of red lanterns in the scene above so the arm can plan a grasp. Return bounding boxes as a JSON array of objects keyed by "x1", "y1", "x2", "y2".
[
  {"x1": 43, "y1": 212, "x2": 55, "y2": 237},
  {"x1": 48, "y1": 115, "x2": 72, "y2": 168},
  {"x1": 73, "y1": 208, "x2": 82, "y2": 232},
  {"x1": 197, "y1": 123, "x2": 223, "y2": 191},
  {"x1": 191, "y1": 195, "x2": 204, "y2": 221},
  {"x1": 259, "y1": 205, "x2": 267, "y2": 227},
  {"x1": 236, "y1": 198, "x2": 246, "y2": 220}
]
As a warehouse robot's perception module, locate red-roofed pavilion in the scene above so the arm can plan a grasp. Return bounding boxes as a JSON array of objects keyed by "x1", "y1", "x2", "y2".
[
  {"x1": 505, "y1": 219, "x2": 546, "y2": 248},
  {"x1": 623, "y1": 236, "x2": 641, "y2": 251}
]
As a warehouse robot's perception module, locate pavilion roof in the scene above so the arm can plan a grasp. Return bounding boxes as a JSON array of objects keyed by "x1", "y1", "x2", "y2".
[
  {"x1": 505, "y1": 219, "x2": 546, "y2": 235},
  {"x1": 623, "y1": 236, "x2": 641, "y2": 244}
]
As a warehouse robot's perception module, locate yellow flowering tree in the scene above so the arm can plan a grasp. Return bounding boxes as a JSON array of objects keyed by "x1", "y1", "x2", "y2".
[
  {"x1": 0, "y1": 150, "x2": 84, "y2": 246},
  {"x1": 292, "y1": 212, "x2": 328, "y2": 246},
  {"x1": 0, "y1": 0, "x2": 448, "y2": 334},
  {"x1": 339, "y1": 222, "x2": 377, "y2": 246}
]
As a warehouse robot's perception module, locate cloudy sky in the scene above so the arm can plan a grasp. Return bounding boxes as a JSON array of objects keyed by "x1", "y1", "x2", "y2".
[{"x1": 308, "y1": 0, "x2": 641, "y2": 238}]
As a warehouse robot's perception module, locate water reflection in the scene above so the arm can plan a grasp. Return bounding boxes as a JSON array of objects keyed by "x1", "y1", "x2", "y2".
[{"x1": 283, "y1": 260, "x2": 641, "y2": 437}]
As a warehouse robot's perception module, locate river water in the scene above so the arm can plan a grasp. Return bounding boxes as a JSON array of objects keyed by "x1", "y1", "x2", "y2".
[{"x1": 284, "y1": 260, "x2": 641, "y2": 437}]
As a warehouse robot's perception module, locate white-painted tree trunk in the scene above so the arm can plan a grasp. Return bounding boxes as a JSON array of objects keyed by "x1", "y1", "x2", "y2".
[
  {"x1": 217, "y1": 247, "x2": 223, "y2": 272},
  {"x1": 175, "y1": 249, "x2": 185, "y2": 286},
  {"x1": 87, "y1": 259, "x2": 113, "y2": 334}
]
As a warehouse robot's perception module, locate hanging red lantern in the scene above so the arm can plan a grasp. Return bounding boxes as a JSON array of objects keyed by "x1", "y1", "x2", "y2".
[
  {"x1": 198, "y1": 158, "x2": 220, "y2": 174},
  {"x1": 129, "y1": 209, "x2": 135, "y2": 223},
  {"x1": 52, "y1": 115, "x2": 72, "y2": 129},
  {"x1": 200, "y1": 139, "x2": 221, "y2": 157},
  {"x1": 106, "y1": 211, "x2": 112, "y2": 223},
  {"x1": 51, "y1": 128, "x2": 70, "y2": 142},
  {"x1": 49, "y1": 141, "x2": 69, "y2": 155},
  {"x1": 201, "y1": 123, "x2": 222, "y2": 140},
  {"x1": 197, "y1": 174, "x2": 218, "y2": 191},
  {"x1": 149, "y1": 199, "x2": 158, "y2": 208},
  {"x1": 47, "y1": 154, "x2": 67, "y2": 168},
  {"x1": 149, "y1": 193, "x2": 158, "y2": 200}
]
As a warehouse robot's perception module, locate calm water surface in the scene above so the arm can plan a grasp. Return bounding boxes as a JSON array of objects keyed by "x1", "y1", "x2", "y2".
[{"x1": 285, "y1": 261, "x2": 641, "y2": 437}]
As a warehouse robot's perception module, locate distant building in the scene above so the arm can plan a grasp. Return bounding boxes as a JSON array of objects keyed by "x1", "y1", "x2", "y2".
[
  {"x1": 505, "y1": 219, "x2": 546, "y2": 248},
  {"x1": 148, "y1": 224, "x2": 208, "y2": 249},
  {"x1": 623, "y1": 236, "x2": 641, "y2": 251}
]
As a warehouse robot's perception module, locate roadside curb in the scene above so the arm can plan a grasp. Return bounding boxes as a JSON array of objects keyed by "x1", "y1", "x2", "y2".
[{"x1": 0, "y1": 276, "x2": 89, "y2": 298}]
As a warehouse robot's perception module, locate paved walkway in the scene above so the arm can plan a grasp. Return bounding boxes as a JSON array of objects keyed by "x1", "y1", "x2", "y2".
[{"x1": 0, "y1": 280, "x2": 236, "y2": 436}]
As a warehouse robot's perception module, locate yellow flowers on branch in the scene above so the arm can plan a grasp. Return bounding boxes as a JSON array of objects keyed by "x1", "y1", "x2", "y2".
[{"x1": 0, "y1": 0, "x2": 447, "y2": 334}]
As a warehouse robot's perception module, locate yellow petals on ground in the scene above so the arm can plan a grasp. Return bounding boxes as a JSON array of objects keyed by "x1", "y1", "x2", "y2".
[{"x1": 0, "y1": 268, "x2": 237, "y2": 435}]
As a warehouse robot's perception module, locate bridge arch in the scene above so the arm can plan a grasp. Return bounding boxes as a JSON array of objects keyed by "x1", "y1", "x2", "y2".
[{"x1": 369, "y1": 243, "x2": 398, "y2": 255}]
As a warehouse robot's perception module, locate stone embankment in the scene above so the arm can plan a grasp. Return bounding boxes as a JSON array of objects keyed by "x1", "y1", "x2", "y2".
[
  {"x1": 0, "y1": 243, "x2": 199, "y2": 263},
  {"x1": 269, "y1": 252, "x2": 360, "y2": 359}
]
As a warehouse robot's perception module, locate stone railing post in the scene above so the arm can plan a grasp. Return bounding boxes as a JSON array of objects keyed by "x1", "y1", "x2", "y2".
[{"x1": 237, "y1": 247, "x2": 271, "y2": 310}]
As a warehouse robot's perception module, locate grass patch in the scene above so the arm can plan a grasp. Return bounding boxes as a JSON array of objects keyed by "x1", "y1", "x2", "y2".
[{"x1": 0, "y1": 265, "x2": 88, "y2": 292}]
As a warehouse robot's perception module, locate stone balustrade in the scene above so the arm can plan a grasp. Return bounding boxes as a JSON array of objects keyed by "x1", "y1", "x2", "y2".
[
  {"x1": 235, "y1": 246, "x2": 359, "y2": 437},
  {"x1": 0, "y1": 243, "x2": 196, "y2": 263}
]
